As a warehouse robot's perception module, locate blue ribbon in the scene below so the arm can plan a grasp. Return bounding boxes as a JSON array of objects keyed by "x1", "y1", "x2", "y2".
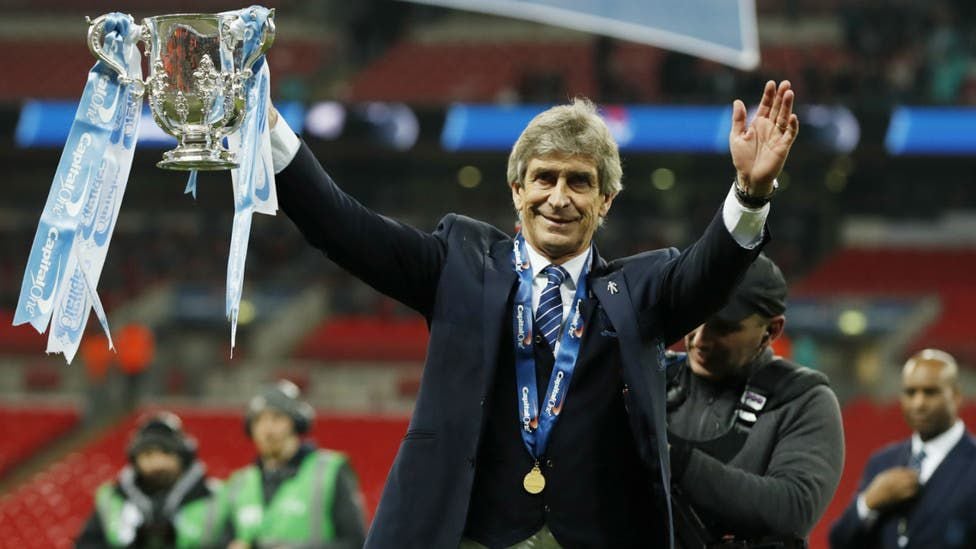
[
  {"x1": 224, "y1": 6, "x2": 276, "y2": 353},
  {"x1": 43, "y1": 13, "x2": 143, "y2": 362},
  {"x1": 185, "y1": 170, "x2": 198, "y2": 199},
  {"x1": 512, "y1": 233, "x2": 590, "y2": 461},
  {"x1": 14, "y1": 13, "x2": 135, "y2": 346}
]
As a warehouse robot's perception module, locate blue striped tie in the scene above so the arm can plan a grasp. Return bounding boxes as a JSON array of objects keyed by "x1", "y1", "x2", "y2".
[
  {"x1": 536, "y1": 265, "x2": 569, "y2": 349},
  {"x1": 909, "y1": 448, "x2": 926, "y2": 471}
]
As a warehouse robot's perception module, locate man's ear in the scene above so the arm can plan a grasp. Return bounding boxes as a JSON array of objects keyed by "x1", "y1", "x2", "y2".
[
  {"x1": 766, "y1": 315, "x2": 786, "y2": 344},
  {"x1": 600, "y1": 192, "x2": 618, "y2": 217},
  {"x1": 511, "y1": 181, "x2": 524, "y2": 210}
]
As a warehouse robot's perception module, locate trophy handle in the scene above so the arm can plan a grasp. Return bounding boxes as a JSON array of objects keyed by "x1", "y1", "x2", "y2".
[{"x1": 86, "y1": 14, "x2": 143, "y2": 82}]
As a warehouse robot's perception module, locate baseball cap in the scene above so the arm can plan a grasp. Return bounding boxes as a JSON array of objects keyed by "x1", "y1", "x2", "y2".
[{"x1": 712, "y1": 254, "x2": 787, "y2": 324}]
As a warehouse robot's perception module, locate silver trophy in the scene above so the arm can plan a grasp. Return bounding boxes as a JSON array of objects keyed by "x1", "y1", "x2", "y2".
[{"x1": 87, "y1": 10, "x2": 275, "y2": 170}]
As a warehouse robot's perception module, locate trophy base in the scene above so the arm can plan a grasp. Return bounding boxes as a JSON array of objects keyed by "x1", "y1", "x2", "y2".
[{"x1": 157, "y1": 146, "x2": 238, "y2": 171}]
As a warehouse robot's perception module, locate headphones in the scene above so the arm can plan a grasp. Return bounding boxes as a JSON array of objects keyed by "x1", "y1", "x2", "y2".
[
  {"x1": 244, "y1": 380, "x2": 315, "y2": 437},
  {"x1": 127, "y1": 411, "x2": 198, "y2": 466}
]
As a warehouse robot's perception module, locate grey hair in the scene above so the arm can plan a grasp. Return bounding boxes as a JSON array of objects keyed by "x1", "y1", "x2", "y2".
[{"x1": 506, "y1": 97, "x2": 623, "y2": 196}]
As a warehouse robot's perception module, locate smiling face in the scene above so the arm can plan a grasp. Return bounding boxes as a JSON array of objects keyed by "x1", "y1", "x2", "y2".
[{"x1": 511, "y1": 154, "x2": 615, "y2": 264}]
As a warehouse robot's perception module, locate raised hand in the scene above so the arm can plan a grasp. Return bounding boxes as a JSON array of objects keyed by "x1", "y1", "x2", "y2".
[{"x1": 729, "y1": 80, "x2": 800, "y2": 198}]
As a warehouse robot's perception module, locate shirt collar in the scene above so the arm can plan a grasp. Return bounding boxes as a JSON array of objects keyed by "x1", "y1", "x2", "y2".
[
  {"x1": 523, "y1": 240, "x2": 590, "y2": 290},
  {"x1": 912, "y1": 420, "x2": 965, "y2": 459}
]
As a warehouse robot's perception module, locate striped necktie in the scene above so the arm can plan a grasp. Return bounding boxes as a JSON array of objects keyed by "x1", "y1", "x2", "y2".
[
  {"x1": 909, "y1": 448, "x2": 926, "y2": 471},
  {"x1": 536, "y1": 265, "x2": 569, "y2": 349}
]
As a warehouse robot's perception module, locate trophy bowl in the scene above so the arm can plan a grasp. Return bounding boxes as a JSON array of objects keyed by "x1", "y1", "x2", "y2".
[{"x1": 87, "y1": 9, "x2": 275, "y2": 170}]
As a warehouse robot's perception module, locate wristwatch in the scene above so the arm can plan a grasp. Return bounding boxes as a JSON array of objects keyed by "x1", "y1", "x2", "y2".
[{"x1": 734, "y1": 178, "x2": 779, "y2": 208}]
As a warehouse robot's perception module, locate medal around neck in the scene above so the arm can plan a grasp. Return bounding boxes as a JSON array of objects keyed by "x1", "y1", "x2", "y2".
[
  {"x1": 523, "y1": 464, "x2": 546, "y2": 494},
  {"x1": 13, "y1": 7, "x2": 278, "y2": 363}
]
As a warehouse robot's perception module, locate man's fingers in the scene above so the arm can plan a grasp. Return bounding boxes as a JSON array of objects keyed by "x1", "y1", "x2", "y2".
[
  {"x1": 755, "y1": 80, "x2": 776, "y2": 119},
  {"x1": 768, "y1": 81, "x2": 791, "y2": 126},
  {"x1": 776, "y1": 90, "x2": 794, "y2": 132},
  {"x1": 731, "y1": 99, "x2": 747, "y2": 137},
  {"x1": 786, "y1": 114, "x2": 799, "y2": 141},
  {"x1": 268, "y1": 104, "x2": 279, "y2": 129}
]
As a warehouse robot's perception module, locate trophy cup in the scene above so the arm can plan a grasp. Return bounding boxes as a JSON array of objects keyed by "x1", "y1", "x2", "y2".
[{"x1": 86, "y1": 10, "x2": 275, "y2": 170}]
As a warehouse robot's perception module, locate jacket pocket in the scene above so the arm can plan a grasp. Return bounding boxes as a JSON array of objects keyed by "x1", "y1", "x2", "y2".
[{"x1": 403, "y1": 429, "x2": 437, "y2": 440}]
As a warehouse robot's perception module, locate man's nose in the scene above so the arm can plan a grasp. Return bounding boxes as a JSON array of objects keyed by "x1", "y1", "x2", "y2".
[
  {"x1": 547, "y1": 178, "x2": 571, "y2": 208},
  {"x1": 910, "y1": 393, "x2": 928, "y2": 409}
]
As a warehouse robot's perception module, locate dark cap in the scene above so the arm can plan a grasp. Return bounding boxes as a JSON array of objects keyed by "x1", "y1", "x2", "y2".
[
  {"x1": 246, "y1": 380, "x2": 315, "y2": 435},
  {"x1": 127, "y1": 411, "x2": 196, "y2": 464},
  {"x1": 713, "y1": 254, "x2": 787, "y2": 324}
]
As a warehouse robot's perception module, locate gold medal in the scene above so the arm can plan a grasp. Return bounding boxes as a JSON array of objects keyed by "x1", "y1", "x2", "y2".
[{"x1": 523, "y1": 464, "x2": 546, "y2": 494}]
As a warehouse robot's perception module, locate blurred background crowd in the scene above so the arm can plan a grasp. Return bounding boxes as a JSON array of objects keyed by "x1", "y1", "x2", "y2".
[{"x1": 1, "y1": 1, "x2": 975, "y2": 547}]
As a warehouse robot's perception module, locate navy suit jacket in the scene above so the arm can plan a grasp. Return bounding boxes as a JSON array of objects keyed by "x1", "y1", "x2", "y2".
[
  {"x1": 276, "y1": 142, "x2": 766, "y2": 548},
  {"x1": 829, "y1": 433, "x2": 976, "y2": 549}
]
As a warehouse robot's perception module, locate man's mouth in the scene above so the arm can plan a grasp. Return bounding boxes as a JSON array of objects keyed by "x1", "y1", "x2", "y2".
[{"x1": 539, "y1": 213, "x2": 577, "y2": 226}]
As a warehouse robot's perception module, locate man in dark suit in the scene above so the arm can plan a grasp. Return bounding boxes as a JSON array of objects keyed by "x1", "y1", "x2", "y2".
[
  {"x1": 266, "y1": 80, "x2": 799, "y2": 548},
  {"x1": 830, "y1": 349, "x2": 976, "y2": 549}
]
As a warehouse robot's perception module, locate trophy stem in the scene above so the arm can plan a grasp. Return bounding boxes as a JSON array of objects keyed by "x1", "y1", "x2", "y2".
[{"x1": 157, "y1": 140, "x2": 238, "y2": 171}]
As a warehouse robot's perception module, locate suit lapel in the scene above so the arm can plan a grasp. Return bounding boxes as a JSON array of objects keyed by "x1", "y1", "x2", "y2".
[
  {"x1": 589, "y1": 254, "x2": 666, "y2": 460},
  {"x1": 908, "y1": 435, "x2": 976, "y2": 530},
  {"x1": 482, "y1": 238, "x2": 517, "y2": 392},
  {"x1": 591, "y1": 257, "x2": 674, "y2": 544},
  {"x1": 591, "y1": 268, "x2": 663, "y2": 442}
]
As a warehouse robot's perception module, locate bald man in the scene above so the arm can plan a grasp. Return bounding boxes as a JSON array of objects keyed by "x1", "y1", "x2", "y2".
[{"x1": 830, "y1": 349, "x2": 976, "y2": 549}]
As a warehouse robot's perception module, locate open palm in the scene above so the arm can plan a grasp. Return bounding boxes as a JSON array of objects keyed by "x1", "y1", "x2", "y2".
[{"x1": 730, "y1": 80, "x2": 800, "y2": 197}]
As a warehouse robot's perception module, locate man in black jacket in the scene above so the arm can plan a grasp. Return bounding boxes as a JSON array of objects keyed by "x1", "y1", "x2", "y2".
[
  {"x1": 76, "y1": 412, "x2": 225, "y2": 548},
  {"x1": 666, "y1": 254, "x2": 844, "y2": 548},
  {"x1": 266, "y1": 79, "x2": 799, "y2": 547}
]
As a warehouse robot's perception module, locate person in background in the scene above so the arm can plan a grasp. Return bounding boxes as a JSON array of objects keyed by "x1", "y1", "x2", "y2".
[
  {"x1": 666, "y1": 253, "x2": 844, "y2": 548},
  {"x1": 829, "y1": 349, "x2": 976, "y2": 549},
  {"x1": 223, "y1": 380, "x2": 366, "y2": 549},
  {"x1": 76, "y1": 411, "x2": 225, "y2": 548}
]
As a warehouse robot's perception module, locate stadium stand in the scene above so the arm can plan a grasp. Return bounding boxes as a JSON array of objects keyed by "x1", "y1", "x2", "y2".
[
  {"x1": 0, "y1": 405, "x2": 79, "y2": 478},
  {"x1": 796, "y1": 247, "x2": 976, "y2": 364}
]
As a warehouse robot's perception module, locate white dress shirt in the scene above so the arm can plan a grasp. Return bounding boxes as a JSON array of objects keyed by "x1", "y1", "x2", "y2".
[{"x1": 912, "y1": 419, "x2": 965, "y2": 484}]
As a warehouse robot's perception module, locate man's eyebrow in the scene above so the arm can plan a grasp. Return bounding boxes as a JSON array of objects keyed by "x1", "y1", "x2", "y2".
[{"x1": 568, "y1": 171, "x2": 593, "y2": 180}]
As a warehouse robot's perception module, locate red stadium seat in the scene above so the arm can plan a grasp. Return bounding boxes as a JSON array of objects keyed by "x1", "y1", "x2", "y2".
[
  {"x1": 295, "y1": 315, "x2": 430, "y2": 362},
  {"x1": 0, "y1": 405, "x2": 79, "y2": 478}
]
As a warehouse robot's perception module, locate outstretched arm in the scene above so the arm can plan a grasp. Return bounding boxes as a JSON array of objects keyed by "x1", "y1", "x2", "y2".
[
  {"x1": 268, "y1": 106, "x2": 446, "y2": 317},
  {"x1": 646, "y1": 81, "x2": 800, "y2": 342}
]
